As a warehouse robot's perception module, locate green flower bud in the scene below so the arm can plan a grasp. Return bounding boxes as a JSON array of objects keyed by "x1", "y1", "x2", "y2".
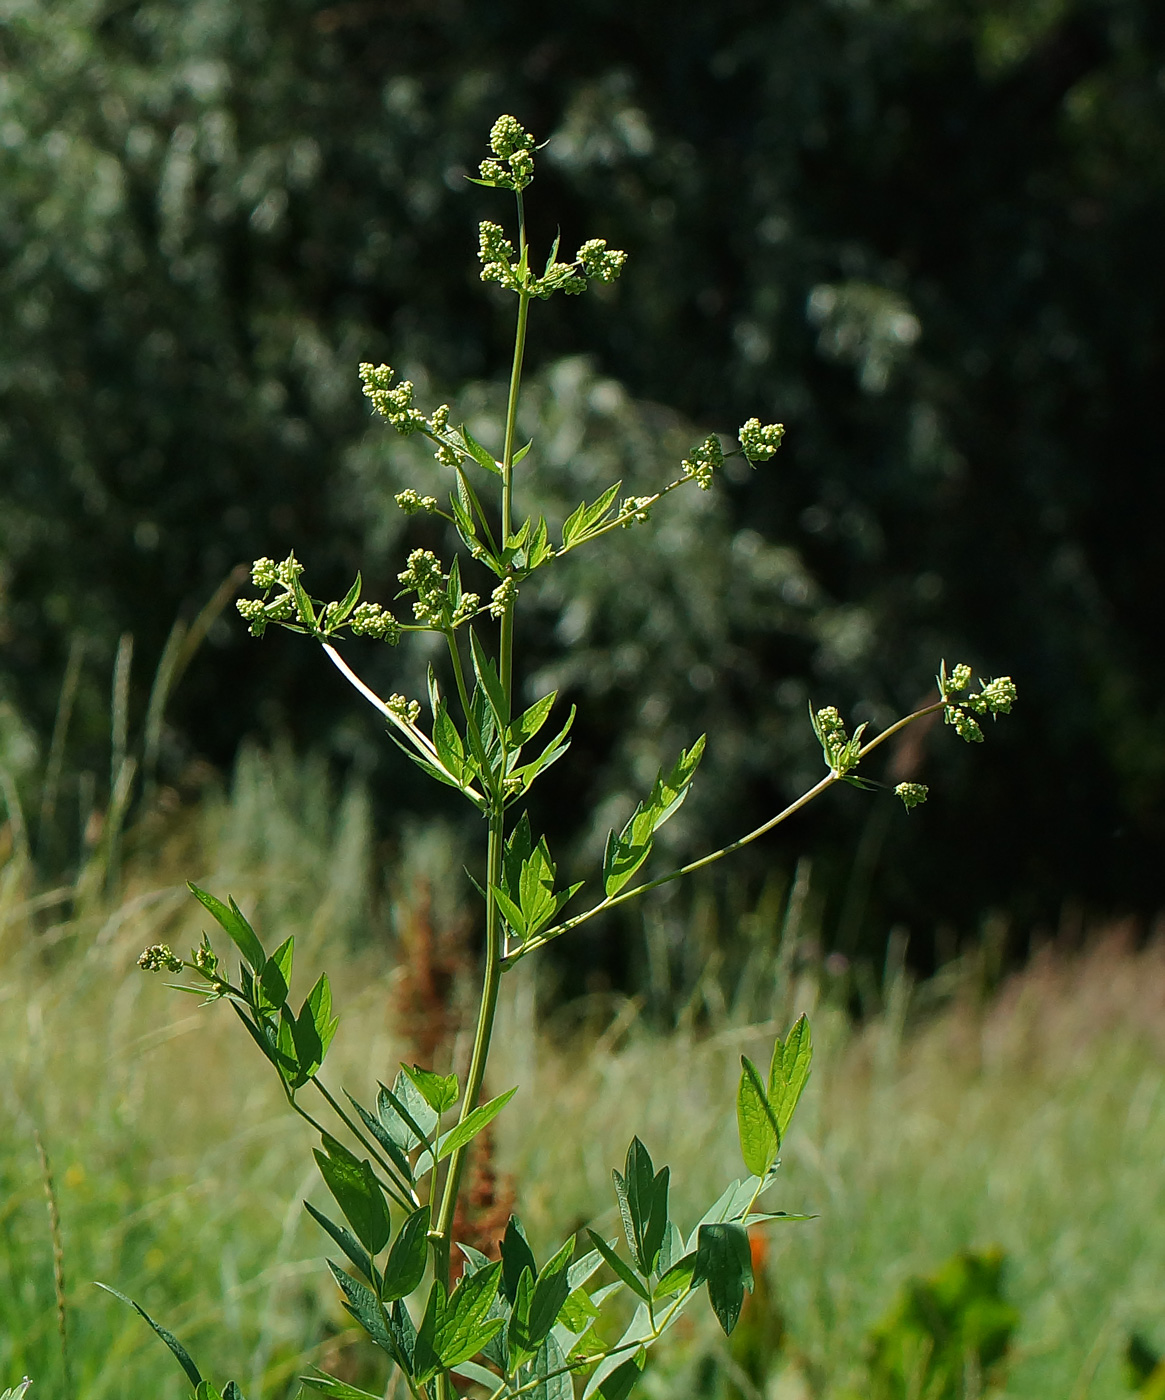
[
  {"x1": 451, "y1": 593, "x2": 480, "y2": 628},
  {"x1": 138, "y1": 944, "x2": 183, "y2": 973},
  {"x1": 895, "y1": 782, "x2": 929, "y2": 810},
  {"x1": 576, "y1": 239, "x2": 628, "y2": 284},
  {"x1": 236, "y1": 598, "x2": 268, "y2": 637},
  {"x1": 349, "y1": 602, "x2": 401, "y2": 642},
  {"x1": 975, "y1": 676, "x2": 1017, "y2": 714},
  {"x1": 945, "y1": 705, "x2": 984, "y2": 743},
  {"x1": 250, "y1": 557, "x2": 278, "y2": 590},
  {"x1": 387, "y1": 693, "x2": 422, "y2": 724},
  {"x1": 738, "y1": 418, "x2": 786, "y2": 462},
  {"x1": 489, "y1": 115, "x2": 535, "y2": 160},
  {"x1": 359, "y1": 363, "x2": 428, "y2": 435},
  {"x1": 489, "y1": 577, "x2": 517, "y2": 619},
  {"x1": 395, "y1": 489, "x2": 438, "y2": 516},
  {"x1": 681, "y1": 435, "x2": 724, "y2": 490},
  {"x1": 619, "y1": 496, "x2": 654, "y2": 526}
]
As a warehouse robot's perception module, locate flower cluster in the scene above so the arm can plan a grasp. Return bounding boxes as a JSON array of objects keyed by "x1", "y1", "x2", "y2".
[
  {"x1": 812, "y1": 704, "x2": 867, "y2": 777},
  {"x1": 620, "y1": 496, "x2": 654, "y2": 526},
  {"x1": 738, "y1": 418, "x2": 786, "y2": 462},
  {"x1": 477, "y1": 115, "x2": 537, "y2": 191},
  {"x1": 478, "y1": 221, "x2": 521, "y2": 291},
  {"x1": 395, "y1": 489, "x2": 438, "y2": 516},
  {"x1": 349, "y1": 602, "x2": 401, "y2": 642},
  {"x1": 397, "y1": 549, "x2": 477, "y2": 627},
  {"x1": 358, "y1": 363, "x2": 428, "y2": 435},
  {"x1": 938, "y1": 663, "x2": 1017, "y2": 742},
  {"x1": 489, "y1": 577, "x2": 517, "y2": 619},
  {"x1": 682, "y1": 435, "x2": 725, "y2": 490},
  {"x1": 138, "y1": 944, "x2": 183, "y2": 973},
  {"x1": 387, "y1": 693, "x2": 422, "y2": 724},
  {"x1": 577, "y1": 239, "x2": 627, "y2": 284},
  {"x1": 895, "y1": 782, "x2": 929, "y2": 810}
]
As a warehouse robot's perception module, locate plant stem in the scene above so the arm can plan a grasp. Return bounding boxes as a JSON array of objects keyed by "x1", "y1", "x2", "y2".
[
  {"x1": 508, "y1": 699, "x2": 948, "y2": 962},
  {"x1": 433, "y1": 806, "x2": 506, "y2": 1279}
]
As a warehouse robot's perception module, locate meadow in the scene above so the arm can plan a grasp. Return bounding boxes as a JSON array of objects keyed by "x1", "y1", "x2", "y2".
[{"x1": 1, "y1": 747, "x2": 1162, "y2": 1398}]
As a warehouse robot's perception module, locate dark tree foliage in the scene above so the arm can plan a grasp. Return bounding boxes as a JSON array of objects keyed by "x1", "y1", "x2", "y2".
[{"x1": 1, "y1": 0, "x2": 1162, "y2": 954}]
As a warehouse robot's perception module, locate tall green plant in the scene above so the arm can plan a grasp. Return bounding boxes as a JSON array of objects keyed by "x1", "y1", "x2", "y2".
[{"x1": 127, "y1": 116, "x2": 1015, "y2": 1400}]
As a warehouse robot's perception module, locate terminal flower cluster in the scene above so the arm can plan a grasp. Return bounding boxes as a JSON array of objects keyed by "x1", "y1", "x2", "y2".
[
  {"x1": 895, "y1": 781, "x2": 929, "y2": 810},
  {"x1": 738, "y1": 418, "x2": 786, "y2": 461},
  {"x1": 478, "y1": 114, "x2": 537, "y2": 191},
  {"x1": 137, "y1": 943, "x2": 183, "y2": 973},
  {"x1": 938, "y1": 661, "x2": 1018, "y2": 743},
  {"x1": 238, "y1": 553, "x2": 401, "y2": 643},
  {"x1": 395, "y1": 489, "x2": 438, "y2": 516},
  {"x1": 398, "y1": 548, "x2": 478, "y2": 628},
  {"x1": 811, "y1": 704, "x2": 867, "y2": 777}
]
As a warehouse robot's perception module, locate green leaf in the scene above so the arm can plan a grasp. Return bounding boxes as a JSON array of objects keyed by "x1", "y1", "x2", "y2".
[
  {"x1": 332, "y1": 572, "x2": 363, "y2": 628},
  {"x1": 512, "y1": 439, "x2": 534, "y2": 465},
  {"x1": 507, "y1": 1265, "x2": 536, "y2": 1365},
  {"x1": 344, "y1": 1092, "x2": 415, "y2": 1185},
  {"x1": 737, "y1": 1055, "x2": 781, "y2": 1177},
  {"x1": 293, "y1": 973, "x2": 338, "y2": 1078},
  {"x1": 378, "y1": 1074, "x2": 437, "y2": 1151},
  {"x1": 195, "y1": 1384, "x2": 224, "y2": 1400},
  {"x1": 434, "y1": 1086, "x2": 518, "y2": 1163},
  {"x1": 558, "y1": 1285, "x2": 602, "y2": 1334},
  {"x1": 459, "y1": 425, "x2": 502, "y2": 475},
  {"x1": 223, "y1": 1384, "x2": 246, "y2": 1400},
  {"x1": 695, "y1": 1223, "x2": 753, "y2": 1335},
  {"x1": 432, "y1": 700, "x2": 467, "y2": 783},
  {"x1": 314, "y1": 1134, "x2": 391, "y2": 1254},
  {"x1": 327, "y1": 1261, "x2": 394, "y2": 1353},
  {"x1": 96, "y1": 1284, "x2": 203, "y2": 1388},
  {"x1": 450, "y1": 1360, "x2": 503, "y2": 1391},
  {"x1": 654, "y1": 1250, "x2": 700, "y2": 1300},
  {"x1": 304, "y1": 1200, "x2": 375, "y2": 1284},
  {"x1": 469, "y1": 629, "x2": 510, "y2": 727},
  {"x1": 501, "y1": 1215, "x2": 538, "y2": 1305},
  {"x1": 508, "y1": 692, "x2": 557, "y2": 749},
  {"x1": 769, "y1": 1013, "x2": 813, "y2": 1136},
  {"x1": 598, "y1": 1358, "x2": 643, "y2": 1400},
  {"x1": 415, "y1": 1264, "x2": 506, "y2": 1381},
  {"x1": 299, "y1": 1373, "x2": 383, "y2": 1399},
  {"x1": 256, "y1": 935, "x2": 294, "y2": 1010},
  {"x1": 187, "y1": 884, "x2": 264, "y2": 969},
  {"x1": 585, "y1": 1230, "x2": 650, "y2": 1302},
  {"x1": 290, "y1": 570, "x2": 317, "y2": 630},
  {"x1": 612, "y1": 1138, "x2": 669, "y2": 1277},
  {"x1": 511, "y1": 706, "x2": 575, "y2": 793},
  {"x1": 527, "y1": 1236, "x2": 575, "y2": 1349},
  {"x1": 491, "y1": 883, "x2": 528, "y2": 940},
  {"x1": 530, "y1": 1334, "x2": 573, "y2": 1400},
  {"x1": 401, "y1": 1063, "x2": 459, "y2": 1114},
  {"x1": 382, "y1": 1203, "x2": 431, "y2": 1300}
]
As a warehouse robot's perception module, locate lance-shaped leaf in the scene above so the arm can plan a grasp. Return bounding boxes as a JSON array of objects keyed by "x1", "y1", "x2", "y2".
[
  {"x1": 459, "y1": 424, "x2": 502, "y2": 475},
  {"x1": 299, "y1": 1375, "x2": 383, "y2": 1399},
  {"x1": 602, "y1": 737, "x2": 706, "y2": 896},
  {"x1": 314, "y1": 1135, "x2": 391, "y2": 1254},
  {"x1": 417, "y1": 1087, "x2": 518, "y2": 1173},
  {"x1": 414, "y1": 1262, "x2": 505, "y2": 1382},
  {"x1": 378, "y1": 1073, "x2": 437, "y2": 1152},
  {"x1": 501, "y1": 1214, "x2": 538, "y2": 1304},
  {"x1": 304, "y1": 1200, "x2": 375, "y2": 1285},
  {"x1": 736, "y1": 1055, "x2": 781, "y2": 1178},
  {"x1": 344, "y1": 1091, "x2": 415, "y2": 1185},
  {"x1": 695, "y1": 1222, "x2": 753, "y2": 1335},
  {"x1": 768, "y1": 1013, "x2": 813, "y2": 1136},
  {"x1": 327, "y1": 1261, "x2": 394, "y2": 1353},
  {"x1": 188, "y1": 883, "x2": 265, "y2": 969},
  {"x1": 508, "y1": 691, "x2": 557, "y2": 749},
  {"x1": 96, "y1": 1284, "x2": 202, "y2": 1388},
  {"x1": 469, "y1": 628, "x2": 509, "y2": 727},
  {"x1": 585, "y1": 1230, "x2": 650, "y2": 1302},
  {"x1": 291, "y1": 973, "x2": 339, "y2": 1082},
  {"x1": 612, "y1": 1137, "x2": 670, "y2": 1276},
  {"x1": 382, "y1": 1203, "x2": 430, "y2": 1300},
  {"x1": 561, "y1": 482, "x2": 621, "y2": 551},
  {"x1": 256, "y1": 936, "x2": 294, "y2": 1011}
]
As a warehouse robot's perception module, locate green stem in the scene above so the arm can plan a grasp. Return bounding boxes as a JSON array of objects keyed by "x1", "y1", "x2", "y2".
[
  {"x1": 433, "y1": 806, "x2": 506, "y2": 1281},
  {"x1": 508, "y1": 699, "x2": 948, "y2": 964}
]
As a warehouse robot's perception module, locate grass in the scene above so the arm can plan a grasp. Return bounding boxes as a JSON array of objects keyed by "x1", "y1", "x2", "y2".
[{"x1": 1, "y1": 746, "x2": 1163, "y2": 1397}]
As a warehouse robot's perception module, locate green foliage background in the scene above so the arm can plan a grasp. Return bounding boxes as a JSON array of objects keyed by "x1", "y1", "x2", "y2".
[{"x1": 2, "y1": 0, "x2": 1163, "y2": 954}]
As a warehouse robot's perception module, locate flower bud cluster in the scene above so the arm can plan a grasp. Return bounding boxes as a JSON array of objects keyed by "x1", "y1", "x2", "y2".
[
  {"x1": 193, "y1": 940, "x2": 219, "y2": 976},
  {"x1": 577, "y1": 239, "x2": 627, "y2": 284},
  {"x1": 479, "y1": 115, "x2": 537, "y2": 191},
  {"x1": 620, "y1": 496, "x2": 654, "y2": 526},
  {"x1": 358, "y1": 363, "x2": 428, "y2": 435},
  {"x1": 349, "y1": 602, "x2": 401, "y2": 641},
  {"x1": 895, "y1": 782, "x2": 929, "y2": 810},
  {"x1": 812, "y1": 704, "x2": 867, "y2": 777},
  {"x1": 490, "y1": 577, "x2": 517, "y2": 619},
  {"x1": 682, "y1": 435, "x2": 725, "y2": 490},
  {"x1": 397, "y1": 549, "x2": 447, "y2": 623},
  {"x1": 395, "y1": 489, "x2": 438, "y2": 516},
  {"x1": 387, "y1": 693, "x2": 422, "y2": 724},
  {"x1": 237, "y1": 593, "x2": 295, "y2": 637},
  {"x1": 479, "y1": 221, "x2": 521, "y2": 291},
  {"x1": 738, "y1": 418, "x2": 786, "y2": 462},
  {"x1": 138, "y1": 944, "x2": 183, "y2": 973},
  {"x1": 938, "y1": 663, "x2": 1017, "y2": 742}
]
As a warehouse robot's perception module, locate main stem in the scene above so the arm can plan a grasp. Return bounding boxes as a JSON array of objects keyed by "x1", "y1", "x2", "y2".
[{"x1": 433, "y1": 213, "x2": 531, "y2": 1346}]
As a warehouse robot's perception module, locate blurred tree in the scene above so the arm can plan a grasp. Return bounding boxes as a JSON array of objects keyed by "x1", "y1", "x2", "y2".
[{"x1": 0, "y1": 0, "x2": 1162, "y2": 950}]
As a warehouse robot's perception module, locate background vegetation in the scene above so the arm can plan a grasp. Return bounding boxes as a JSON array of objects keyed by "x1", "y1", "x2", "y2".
[{"x1": 2, "y1": 0, "x2": 1163, "y2": 964}]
